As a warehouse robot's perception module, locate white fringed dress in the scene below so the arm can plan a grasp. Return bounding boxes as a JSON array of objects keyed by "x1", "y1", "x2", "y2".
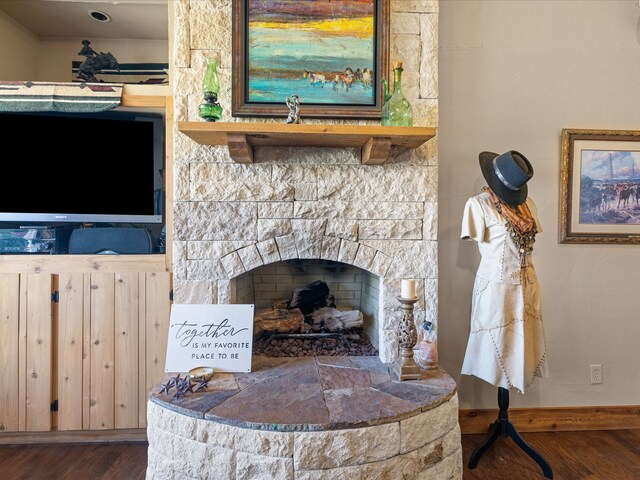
[{"x1": 460, "y1": 190, "x2": 548, "y2": 393}]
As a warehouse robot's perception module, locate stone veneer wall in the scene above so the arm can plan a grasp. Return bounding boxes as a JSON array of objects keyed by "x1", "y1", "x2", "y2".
[
  {"x1": 146, "y1": 394, "x2": 462, "y2": 480},
  {"x1": 171, "y1": 0, "x2": 439, "y2": 363}
]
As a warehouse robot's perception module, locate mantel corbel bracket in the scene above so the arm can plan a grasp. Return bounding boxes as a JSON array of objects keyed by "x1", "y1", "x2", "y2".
[
  {"x1": 226, "y1": 134, "x2": 254, "y2": 163},
  {"x1": 362, "y1": 136, "x2": 392, "y2": 165}
]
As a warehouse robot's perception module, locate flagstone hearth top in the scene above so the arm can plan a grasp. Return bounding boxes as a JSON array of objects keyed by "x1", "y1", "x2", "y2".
[{"x1": 150, "y1": 355, "x2": 457, "y2": 432}]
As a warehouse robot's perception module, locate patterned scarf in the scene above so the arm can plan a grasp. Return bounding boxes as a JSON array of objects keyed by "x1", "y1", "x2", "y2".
[{"x1": 483, "y1": 186, "x2": 538, "y2": 266}]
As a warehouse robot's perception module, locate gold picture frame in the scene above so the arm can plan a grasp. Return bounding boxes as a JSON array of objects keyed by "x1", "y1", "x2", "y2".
[
  {"x1": 560, "y1": 128, "x2": 640, "y2": 244},
  {"x1": 231, "y1": 0, "x2": 390, "y2": 119}
]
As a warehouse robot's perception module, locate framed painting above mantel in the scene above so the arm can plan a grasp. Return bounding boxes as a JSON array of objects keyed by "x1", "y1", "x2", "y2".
[{"x1": 231, "y1": 0, "x2": 390, "y2": 119}]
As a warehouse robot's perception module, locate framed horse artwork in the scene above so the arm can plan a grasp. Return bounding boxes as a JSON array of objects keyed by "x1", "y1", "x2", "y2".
[
  {"x1": 560, "y1": 128, "x2": 640, "y2": 244},
  {"x1": 231, "y1": 0, "x2": 389, "y2": 119}
]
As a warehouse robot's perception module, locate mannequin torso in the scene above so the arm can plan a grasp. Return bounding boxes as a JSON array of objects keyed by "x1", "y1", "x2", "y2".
[{"x1": 460, "y1": 189, "x2": 548, "y2": 393}]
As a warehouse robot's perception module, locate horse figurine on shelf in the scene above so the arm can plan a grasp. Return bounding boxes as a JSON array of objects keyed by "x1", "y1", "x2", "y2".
[{"x1": 77, "y1": 49, "x2": 120, "y2": 83}]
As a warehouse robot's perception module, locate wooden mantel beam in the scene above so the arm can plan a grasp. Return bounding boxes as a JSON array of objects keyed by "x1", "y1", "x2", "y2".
[{"x1": 177, "y1": 122, "x2": 435, "y2": 165}]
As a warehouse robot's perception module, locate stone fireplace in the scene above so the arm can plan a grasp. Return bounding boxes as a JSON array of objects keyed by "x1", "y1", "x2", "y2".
[
  {"x1": 147, "y1": 2, "x2": 461, "y2": 479},
  {"x1": 171, "y1": 0, "x2": 440, "y2": 364}
]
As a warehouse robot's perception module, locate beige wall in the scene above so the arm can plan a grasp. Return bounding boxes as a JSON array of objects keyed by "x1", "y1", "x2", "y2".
[
  {"x1": 0, "y1": 10, "x2": 38, "y2": 80},
  {"x1": 439, "y1": 0, "x2": 640, "y2": 409}
]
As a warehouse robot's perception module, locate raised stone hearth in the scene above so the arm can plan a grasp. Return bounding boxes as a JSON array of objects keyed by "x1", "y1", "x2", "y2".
[{"x1": 146, "y1": 356, "x2": 462, "y2": 480}]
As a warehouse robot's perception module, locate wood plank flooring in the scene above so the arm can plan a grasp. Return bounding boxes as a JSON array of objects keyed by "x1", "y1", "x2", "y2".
[
  {"x1": 0, "y1": 430, "x2": 638, "y2": 479},
  {"x1": 462, "y1": 429, "x2": 640, "y2": 479},
  {"x1": 0, "y1": 442, "x2": 147, "y2": 480}
]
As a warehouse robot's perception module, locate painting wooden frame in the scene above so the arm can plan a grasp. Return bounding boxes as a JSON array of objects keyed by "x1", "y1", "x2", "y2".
[
  {"x1": 232, "y1": 0, "x2": 389, "y2": 119},
  {"x1": 560, "y1": 128, "x2": 640, "y2": 244}
]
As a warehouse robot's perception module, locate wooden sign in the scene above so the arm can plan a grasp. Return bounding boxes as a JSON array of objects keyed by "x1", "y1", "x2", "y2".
[{"x1": 165, "y1": 304, "x2": 254, "y2": 373}]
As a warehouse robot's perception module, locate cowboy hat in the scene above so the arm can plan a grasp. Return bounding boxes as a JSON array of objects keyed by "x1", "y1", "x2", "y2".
[{"x1": 479, "y1": 150, "x2": 533, "y2": 206}]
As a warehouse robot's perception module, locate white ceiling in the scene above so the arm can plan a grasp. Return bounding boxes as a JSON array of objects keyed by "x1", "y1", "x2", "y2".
[{"x1": 0, "y1": 0, "x2": 168, "y2": 40}]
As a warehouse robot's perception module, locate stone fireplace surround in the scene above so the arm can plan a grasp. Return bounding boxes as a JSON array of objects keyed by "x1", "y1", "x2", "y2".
[
  {"x1": 146, "y1": 1, "x2": 461, "y2": 479},
  {"x1": 172, "y1": 167, "x2": 439, "y2": 364},
  {"x1": 171, "y1": 0, "x2": 440, "y2": 364}
]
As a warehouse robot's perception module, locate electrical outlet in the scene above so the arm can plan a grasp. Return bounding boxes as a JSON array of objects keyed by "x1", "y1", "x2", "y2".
[{"x1": 590, "y1": 364, "x2": 602, "y2": 384}]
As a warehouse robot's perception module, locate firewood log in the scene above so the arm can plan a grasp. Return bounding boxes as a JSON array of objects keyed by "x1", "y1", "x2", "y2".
[
  {"x1": 289, "y1": 280, "x2": 335, "y2": 315},
  {"x1": 309, "y1": 307, "x2": 363, "y2": 332},
  {"x1": 254, "y1": 308, "x2": 304, "y2": 334}
]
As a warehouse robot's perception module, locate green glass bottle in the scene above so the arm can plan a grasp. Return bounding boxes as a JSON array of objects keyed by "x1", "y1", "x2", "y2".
[
  {"x1": 381, "y1": 61, "x2": 413, "y2": 127},
  {"x1": 199, "y1": 57, "x2": 222, "y2": 122}
]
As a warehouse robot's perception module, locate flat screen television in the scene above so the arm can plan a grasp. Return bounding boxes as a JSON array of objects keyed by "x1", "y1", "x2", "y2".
[{"x1": 0, "y1": 109, "x2": 164, "y2": 225}]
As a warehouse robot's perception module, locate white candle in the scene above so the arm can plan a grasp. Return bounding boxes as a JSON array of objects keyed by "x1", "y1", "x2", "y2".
[{"x1": 401, "y1": 279, "x2": 416, "y2": 299}]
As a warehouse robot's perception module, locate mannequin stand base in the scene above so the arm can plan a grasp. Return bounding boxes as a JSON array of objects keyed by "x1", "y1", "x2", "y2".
[{"x1": 468, "y1": 387, "x2": 553, "y2": 479}]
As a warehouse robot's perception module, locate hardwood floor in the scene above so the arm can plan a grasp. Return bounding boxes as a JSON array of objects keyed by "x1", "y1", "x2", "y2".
[
  {"x1": 0, "y1": 442, "x2": 147, "y2": 480},
  {"x1": 462, "y1": 429, "x2": 640, "y2": 479},
  {"x1": 0, "y1": 430, "x2": 638, "y2": 479}
]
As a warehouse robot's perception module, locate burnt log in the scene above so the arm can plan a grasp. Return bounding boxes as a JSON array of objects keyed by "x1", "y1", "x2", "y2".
[{"x1": 289, "y1": 280, "x2": 336, "y2": 315}]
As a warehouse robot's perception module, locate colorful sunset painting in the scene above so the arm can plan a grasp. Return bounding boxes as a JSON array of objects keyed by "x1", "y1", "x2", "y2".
[{"x1": 246, "y1": 0, "x2": 377, "y2": 105}]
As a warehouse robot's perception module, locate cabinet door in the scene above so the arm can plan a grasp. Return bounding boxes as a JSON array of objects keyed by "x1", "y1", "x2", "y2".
[
  {"x1": 89, "y1": 273, "x2": 116, "y2": 430},
  {"x1": 24, "y1": 274, "x2": 54, "y2": 432},
  {"x1": 57, "y1": 271, "x2": 171, "y2": 431},
  {"x1": 0, "y1": 274, "x2": 20, "y2": 433},
  {"x1": 56, "y1": 273, "x2": 84, "y2": 431},
  {"x1": 0, "y1": 274, "x2": 53, "y2": 433},
  {"x1": 114, "y1": 272, "x2": 140, "y2": 429}
]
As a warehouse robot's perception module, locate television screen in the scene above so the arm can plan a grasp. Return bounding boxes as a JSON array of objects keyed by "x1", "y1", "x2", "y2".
[{"x1": 0, "y1": 109, "x2": 164, "y2": 225}]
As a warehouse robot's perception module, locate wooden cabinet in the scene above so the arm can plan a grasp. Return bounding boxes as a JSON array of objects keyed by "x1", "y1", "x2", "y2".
[
  {"x1": 0, "y1": 260, "x2": 171, "y2": 434},
  {"x1": 0, "y1": 93, "x2": 172, "y2": 442}
]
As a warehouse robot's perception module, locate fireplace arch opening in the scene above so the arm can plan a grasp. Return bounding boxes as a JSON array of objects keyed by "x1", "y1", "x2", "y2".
[{"x1": 234, "y1": 259, "x2": 381, "y2": 357}]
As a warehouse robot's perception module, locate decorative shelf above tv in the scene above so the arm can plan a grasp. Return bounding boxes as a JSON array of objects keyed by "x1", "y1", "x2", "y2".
[{"x1": 177, "y1": 122, "x2": 436, "y2": 165}]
